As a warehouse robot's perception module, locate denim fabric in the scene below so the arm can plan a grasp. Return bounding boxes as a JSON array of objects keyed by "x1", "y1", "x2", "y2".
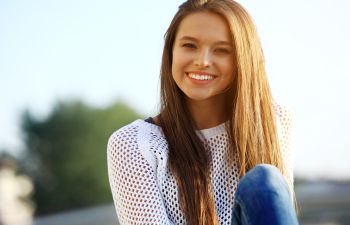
[{"x1": 231, "y1": 164, "x2": 299, "y2": 225}]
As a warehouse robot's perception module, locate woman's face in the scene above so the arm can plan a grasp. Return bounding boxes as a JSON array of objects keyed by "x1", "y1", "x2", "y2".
[{"x1": 172, "y1": 11, "x2": 235, "y2": 103}]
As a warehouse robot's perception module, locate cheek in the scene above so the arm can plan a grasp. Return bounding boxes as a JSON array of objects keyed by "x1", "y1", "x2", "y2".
[
  {"x1": 172, "y1": 49, "x2": 193, "y2": 72},
  {"x1": 172, "y1": 53, "x2": 185, "y2": 78},
  {"x1": 221, "y1": 58, "x2": 235, "y2": 77},
  {"x1": 216, "y1": 59, "x2": 235, "y2": 86},
  {"x1": 171, "y1": 50, "x2": 180, "y2": 75}
]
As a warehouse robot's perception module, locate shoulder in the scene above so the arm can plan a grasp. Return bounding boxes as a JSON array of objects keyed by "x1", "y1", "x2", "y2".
[
  {"x1": 107, "y1": 119, "x2": 152, "y2": 159},
  {"x1": 107, "y1": 118, "x2": 164, "y2": 145},
  {"x1": 107, "y1": 119, "x2": 143, "y2": 148},
  {"x1": 107, "y1": 119, "x2": 166, "y2": 171}
]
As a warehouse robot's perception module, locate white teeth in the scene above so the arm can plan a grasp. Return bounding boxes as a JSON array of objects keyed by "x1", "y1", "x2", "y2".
[{"x1": 188, "y1": 73, "x2": 214, "y2": 81}]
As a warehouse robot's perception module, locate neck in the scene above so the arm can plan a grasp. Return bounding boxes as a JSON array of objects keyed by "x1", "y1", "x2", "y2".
[{"x1": 186, "y1": 96, "x2": 229, "y2": 130}]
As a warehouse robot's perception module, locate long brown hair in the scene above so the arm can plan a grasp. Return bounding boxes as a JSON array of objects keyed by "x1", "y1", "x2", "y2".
[{"x1": 159, "y1": 0, "x2": 286, "y2": 224}]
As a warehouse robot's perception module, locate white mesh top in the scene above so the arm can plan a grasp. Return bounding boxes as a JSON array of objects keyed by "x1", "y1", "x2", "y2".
[{"x1": 107, "y1": 104, "x2": 294, "y2": 225}]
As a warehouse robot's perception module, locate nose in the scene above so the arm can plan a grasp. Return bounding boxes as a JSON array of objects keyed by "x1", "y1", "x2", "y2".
[{"x1": 194, "y1": 48, "x2": 211, "y2": 68}]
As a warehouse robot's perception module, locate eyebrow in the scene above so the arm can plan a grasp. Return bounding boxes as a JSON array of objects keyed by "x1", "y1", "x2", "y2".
[{"x1": 179, "y1": 36, "x2": 232, "y2": 46}]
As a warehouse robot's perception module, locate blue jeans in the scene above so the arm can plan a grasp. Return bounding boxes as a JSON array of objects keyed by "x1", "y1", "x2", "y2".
[{"x1": 231, "y1": 164, "x2": 299, "y2": 225}]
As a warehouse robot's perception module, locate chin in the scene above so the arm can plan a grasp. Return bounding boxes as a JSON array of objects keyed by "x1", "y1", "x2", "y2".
[{"x1": 184, "y1": 92, "x2": 211, "y2": 101}]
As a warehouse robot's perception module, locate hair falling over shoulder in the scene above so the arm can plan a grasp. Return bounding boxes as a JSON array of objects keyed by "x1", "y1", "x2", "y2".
[{"x1": 159, "y1": 0, "x2": 287, "y2": 224}]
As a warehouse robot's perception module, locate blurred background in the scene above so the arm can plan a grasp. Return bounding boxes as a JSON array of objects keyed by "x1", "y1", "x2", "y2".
[{"x1": 1, "y1": 0, "x2": 349, "y2": 224}]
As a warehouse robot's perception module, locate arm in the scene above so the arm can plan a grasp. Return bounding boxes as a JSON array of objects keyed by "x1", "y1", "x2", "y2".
[
  {"x1": 107, "y1": 127, "x2": 173, "y2": 225},
  {"x1": 275, "y1": 104, "x2": 295, "y2": 193}
]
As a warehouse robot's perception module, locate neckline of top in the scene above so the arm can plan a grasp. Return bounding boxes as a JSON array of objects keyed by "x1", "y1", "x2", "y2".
[{"x1": 136, "y1": 119, "x2": 228, "y2": 140}]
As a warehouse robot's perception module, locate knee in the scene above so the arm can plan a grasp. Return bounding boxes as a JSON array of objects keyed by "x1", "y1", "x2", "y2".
[{"x1": 236, "y1": 164, "x2": 289, "y2": 197}]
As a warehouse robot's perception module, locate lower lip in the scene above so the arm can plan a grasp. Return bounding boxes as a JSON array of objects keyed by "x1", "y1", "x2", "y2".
[{"x1": 186, "y1": 73, "x2": 216, "y2": 85}]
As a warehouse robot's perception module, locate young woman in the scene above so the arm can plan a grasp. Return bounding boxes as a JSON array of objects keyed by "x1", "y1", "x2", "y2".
[{"x1": 107, "y1": 0, "x2": 298, "y2": 224}]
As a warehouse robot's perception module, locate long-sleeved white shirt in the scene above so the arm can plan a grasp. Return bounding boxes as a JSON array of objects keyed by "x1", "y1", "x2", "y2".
[{"x1": 107, "y1": 104, "x2": 294, "y2": 225}]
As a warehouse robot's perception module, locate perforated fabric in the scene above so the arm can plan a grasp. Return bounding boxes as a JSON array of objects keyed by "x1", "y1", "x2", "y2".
[{"x1": 107, "y1": 104, "x2": 294, "y2": 225}]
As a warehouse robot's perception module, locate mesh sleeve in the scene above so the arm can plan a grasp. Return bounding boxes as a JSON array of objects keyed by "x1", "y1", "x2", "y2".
[
  {"x1": 275, "y1": 104, "x2": 295, "y2": 193},
  {"x1": 107, "y1": 126, "x2": 173, "y2": 225}
]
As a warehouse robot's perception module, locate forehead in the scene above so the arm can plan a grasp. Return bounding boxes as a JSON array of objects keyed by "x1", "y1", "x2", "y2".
[{"x1": 175, "y1": 11, "x2": 232, "y2": 44}]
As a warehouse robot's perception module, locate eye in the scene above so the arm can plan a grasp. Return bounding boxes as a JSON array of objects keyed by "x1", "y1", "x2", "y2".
[
  {"x1": 215, "y1": 48, "x2": 230, "y2": 54},
  {"x1": 182, "y1": 43, "x2": 197, "y2": 49}
]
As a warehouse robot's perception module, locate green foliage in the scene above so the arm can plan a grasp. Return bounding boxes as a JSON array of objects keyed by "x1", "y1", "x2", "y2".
[{"x1": 20, "y1": 99, "x2": 142, "y2": 215}]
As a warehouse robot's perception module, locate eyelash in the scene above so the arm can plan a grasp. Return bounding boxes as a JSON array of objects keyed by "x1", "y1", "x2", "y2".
[
  {"x1": 181, "y1": 43, "x2": 230, "y2": 54},
  {"x1": 215, "y1": 48, "x2": 230, "y2": 53},
  {"x1": 182, "y1": 43, "x2": 197, "y2": 49}
]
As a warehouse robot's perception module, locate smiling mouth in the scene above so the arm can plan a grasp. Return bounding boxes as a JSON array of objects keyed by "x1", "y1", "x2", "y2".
[{"x1": 186, "y1": 72, "x2": 217, "y2": 81}]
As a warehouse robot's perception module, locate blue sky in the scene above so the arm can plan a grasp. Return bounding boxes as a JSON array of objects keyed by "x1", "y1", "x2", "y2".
[{"x1": 1, "y1": 0, "x2": 350, "y2": 179}]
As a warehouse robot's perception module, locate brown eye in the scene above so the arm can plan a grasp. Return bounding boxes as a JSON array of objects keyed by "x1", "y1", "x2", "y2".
[
  {"x1": 182, "y1": 43, "x2": 197, "y2": 49},
  {"x1": 215, "y1": 48, "x2": 230, "y2": 54}
]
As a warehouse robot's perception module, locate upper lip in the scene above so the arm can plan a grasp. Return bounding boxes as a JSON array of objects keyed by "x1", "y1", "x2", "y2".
[{"x1": 186, "y1": 71, "x2": 217, "y2": 77}]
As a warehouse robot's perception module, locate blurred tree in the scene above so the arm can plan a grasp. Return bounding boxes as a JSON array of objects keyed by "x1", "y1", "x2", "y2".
[{"x1": 19, "y1": 99, "x2": 142, "y2": 215}]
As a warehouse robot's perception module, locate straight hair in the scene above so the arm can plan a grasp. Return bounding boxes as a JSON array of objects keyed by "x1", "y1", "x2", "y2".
[{"x1": 159, "y1": 1, "x2": 289, "y2": 224}]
